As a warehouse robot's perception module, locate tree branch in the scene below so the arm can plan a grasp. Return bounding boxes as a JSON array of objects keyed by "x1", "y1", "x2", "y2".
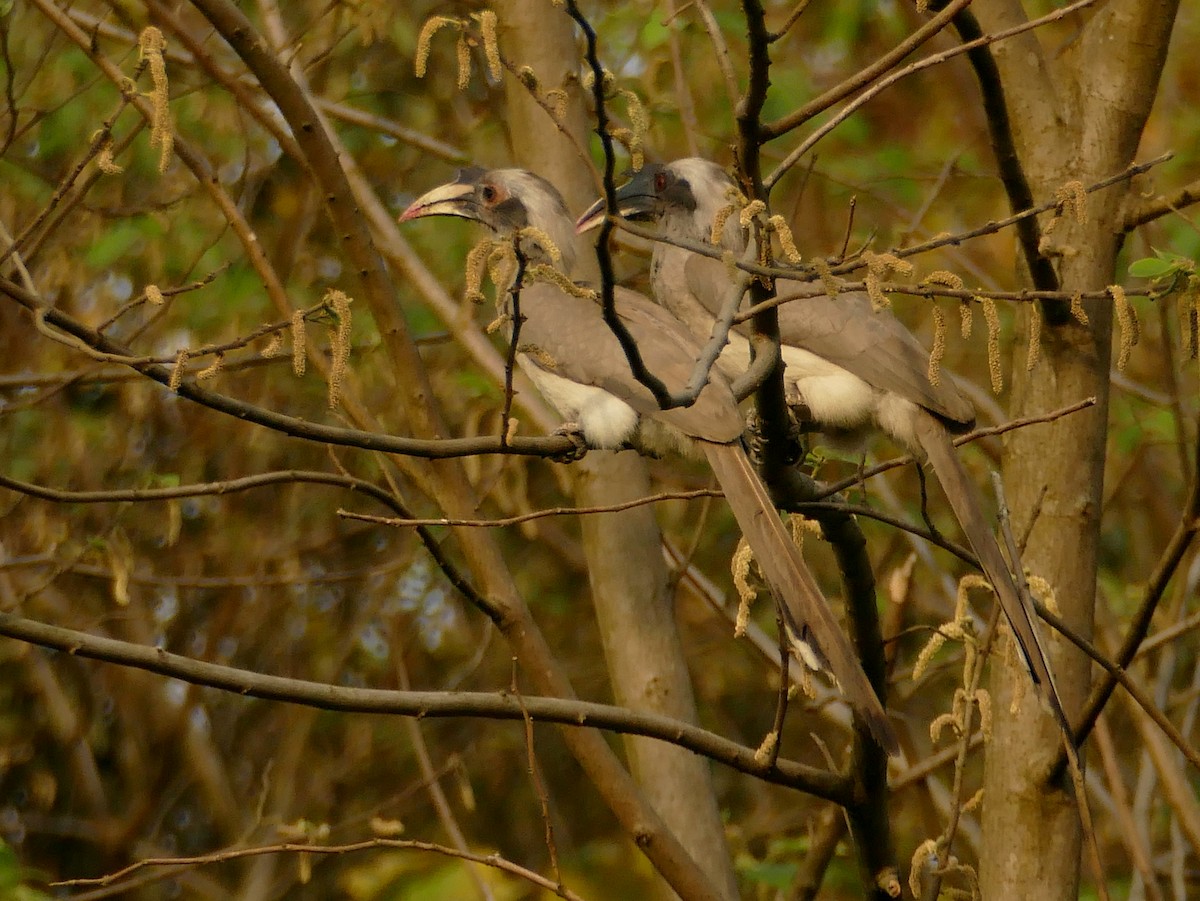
[{"x1": 0, "y1": 612, "x2": 851, "y2": 802}]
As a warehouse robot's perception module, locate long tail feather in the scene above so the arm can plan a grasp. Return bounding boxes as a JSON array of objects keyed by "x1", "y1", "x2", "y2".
[
  {"x1": 703, "y1": 443, "x2": 898, "y2": 753},
  {"x1": 913, "y1": 412, "x2": 1070, "y2": 727}
]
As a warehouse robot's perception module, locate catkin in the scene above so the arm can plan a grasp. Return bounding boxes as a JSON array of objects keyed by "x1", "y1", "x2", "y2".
[
  {"x1": 928, "y1": 304, "x2": 945, "y2": 386},
  {"x1": 981, "y1": 297, "x2": 1003, "y2": 393}
]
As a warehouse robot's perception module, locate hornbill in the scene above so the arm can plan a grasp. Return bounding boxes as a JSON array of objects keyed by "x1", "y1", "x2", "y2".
[
  {"x1": 402, "y1": 167, "x2": 896, "y2": 752},
  {"x1": 577, "y1": 158, "x2": 1066, "y2": 724}
]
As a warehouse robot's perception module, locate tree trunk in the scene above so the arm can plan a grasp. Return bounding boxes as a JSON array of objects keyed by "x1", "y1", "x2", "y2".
[
  {"x1": 974, "y1": 2, "x2": 1179, "y2": 898},
  {"x1": 495, "y1": 4, "x2": 737, "y2": 898}
]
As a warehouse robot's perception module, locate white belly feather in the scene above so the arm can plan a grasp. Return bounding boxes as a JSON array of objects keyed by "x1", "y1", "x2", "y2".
[{"x1": 518, "y1": 355, "x2": 639, "y2": 449}]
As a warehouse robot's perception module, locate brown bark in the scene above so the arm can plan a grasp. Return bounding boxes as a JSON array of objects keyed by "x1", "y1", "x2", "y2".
[
  {"x1": 972, "y1": 2, "x2": 1180, "y2": 899},
  {"x1": 186, "y1": 1, "x2": 728, "y2": 897},
  {"x1": 495, "y1": 3, "x2": 737, "y2": 898}
]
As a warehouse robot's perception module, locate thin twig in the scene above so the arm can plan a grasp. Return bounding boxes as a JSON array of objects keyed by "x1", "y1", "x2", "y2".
[
  {"x1": 1052, "y1": 421, "x2": 1200, "y2": 776},
  {"x1": 511, "y1": 662, "x2": 562, "y2": 885},
  {"x1": 762, "y1": 0, "x2": 973, "y2": 139},
  {"x1": 53, "y1": 836, "x2": 586, "y2": 900},
  {"x1": 815, "y1": 397, "x2": 1098, "y2": 500},
  {"x1": 992, "y1": 474, "x2": 1110, "y2": 901},
  {"x1": 764, "y1": 0, "x2": 1103, "y2": 189}
]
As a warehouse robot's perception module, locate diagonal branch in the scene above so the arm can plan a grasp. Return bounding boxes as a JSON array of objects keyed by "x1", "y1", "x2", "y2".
[{"x1": 761, "y1": 0, "x2": 974, "y2": 140}]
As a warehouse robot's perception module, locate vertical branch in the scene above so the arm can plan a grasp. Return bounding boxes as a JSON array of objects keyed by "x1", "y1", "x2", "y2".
[
  {"x1": 738, "y1": 6, "x2": 896, "y2": 896},
  {"x1": 500, "y1": 243, "x2": 528, "y2": 448},
  {"x1": 735, "y1": 0, "x2": 790, "y2": 460},
  {"x1": 563, "y1": 0, "x2": 674, "y2": 409},
  {"x1": 938, "y1": 5, "x2": 1065, "y2": 322}
]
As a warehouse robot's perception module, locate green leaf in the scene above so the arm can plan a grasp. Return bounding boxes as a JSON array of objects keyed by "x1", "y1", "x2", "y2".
[{"x1": 1127, "y1": 257, "x2": 1175, "y2": 278}]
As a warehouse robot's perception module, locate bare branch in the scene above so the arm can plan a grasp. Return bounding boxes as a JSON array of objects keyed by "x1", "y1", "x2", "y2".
[
  {"x1": 54, "y1": 836, "x2": 586, "y2": 900},
  {"x1": 0, "y1": 612, "x2": 851, "y2": 801},
  {"x1": 764, "y1": 0, "x2": 1103, "y2": 189}
]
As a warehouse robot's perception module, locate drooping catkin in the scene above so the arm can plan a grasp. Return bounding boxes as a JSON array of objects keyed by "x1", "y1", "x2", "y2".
[
  {"x1": 738, "y1": 199, "x2": 765, "y2": 228},
  {"x1": 753, "y1": 730, "x2": 778, "y2": 764},
  {"x1": 928, "y1": 304, "x2": 945, "y2": 387},
  {"x1": 1110, "y1": 284, "x2": 1137, "y2": 371},
  {"x1": 517, "y1": 226, "x2": 562, "y2": 266},
  {"x1": 486, "y1": 245, "x2": 517, "y2": 295},
  {"x1": 475, "y1": 11, "x2": 501, "y2": 81},
  {"x1": 326, "y1": 290, "x2": 353, "y2": 409},
  {"x1": 767, "y1": 214, "x2": 802, "y2": 264},
  {"x1": 920, "y1": 272, "x2": 963, "y2": 387},
  {"x1": 544, "y1": 89, "x2": 568, "y2": 122},
  {"x1": 981, "y1": 297, "x2": 1003, "y2": 393},
  {"x1": 959, "y1": 299, "x2": 973, "y2": 338},
  {"x1": 1069, "y1": 291, "x2": 1089, "y2": 325},
  {"x1": 709, "y1": 203, "x2": 737, "y2": 245},
  {"x1": 464, "y1": 239, "x2": 498, "y2": 305},
  {"x1": 812, "y1": 257, "x2": 839, "y2": 298},
  {"x1": 862, "y1": 252, "x2": 913, "y2": 310},
  {"x1": 1182, "y1": 276, "x2": 1199, "y2": 358},
  {"x1": 621, "y1": 89, "x2": 648, "y2": 171},
  {"x1": 454, "y1": 32, "x2": 472, "y2": 90},
  {"x1": 1026, "y1": 297, "x2": 1042, "y2": 371},
  {"x1": 291, "y1": 310, "x2": 307, "y2": 376},
  {"x1": 909, "y1": 841, "x2": 938, "y2": 900},
  {"x1": 415, "y1": 16, "x2": 462, "y2": 78},
  {"x1": 731, "y1": 537, "x2": 755, "y2": 638},
  {"x1": 1055, "y1": 179, "x2": 1087, "y2": 223},
  {"x1": 195, "y1": 352, "x2": 224, "y2": 381},
  {"x1": 168, "y1": 348, "x2": 189, "y2": 391},
  {"x1": 262, "y1": 329, "x2": 285, "y2": 358},
  {"x1": 138, "y1": 27, "x2": 172, "y2": 172},
  {"x1": 96, "y1": 133, "x2": 124, "y2": 174}
]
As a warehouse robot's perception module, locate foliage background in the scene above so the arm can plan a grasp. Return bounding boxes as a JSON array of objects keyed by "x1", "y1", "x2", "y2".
[{"x1": 0, "y1": 1, "x2": 1197, "y2": 898}]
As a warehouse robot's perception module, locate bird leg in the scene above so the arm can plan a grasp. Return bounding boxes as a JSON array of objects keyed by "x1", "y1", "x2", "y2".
[
  {"x1": 914, "y1": 461, "x2": 945, "y2": 542},
  {"x1": 549, "y1": 422, "x2": 589, "y2": 463},
  {"x1": 743, "y1": 408, "x2": 806, "y2": 467}
]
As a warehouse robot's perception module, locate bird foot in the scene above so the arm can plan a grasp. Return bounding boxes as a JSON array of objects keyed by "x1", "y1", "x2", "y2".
[
  {"x1": 550, "y1": 422, "x2": 589, "y2": 463},
  {"x1": 744, "y1": 410, "x2": 806, "y2": 467},
  {"x1": 785, "y1": 396, "x2": 820, "y2": 434}
]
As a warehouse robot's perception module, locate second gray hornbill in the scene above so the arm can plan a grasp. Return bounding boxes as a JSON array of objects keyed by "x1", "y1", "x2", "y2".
[
  {"x1": 577, "y1": 158, "x2": 1066, "y2": 723},
  {"x1": 401, "y1": 166, "x2": 896, "y2": 752}
]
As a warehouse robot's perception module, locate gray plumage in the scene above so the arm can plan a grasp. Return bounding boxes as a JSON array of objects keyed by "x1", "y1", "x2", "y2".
[
  {"x1": 403, "y1": 167, "x2": 897, "y2": 751},
  {"x1": 580, "y1": 158, "x2": 1066, "y2": 724}
]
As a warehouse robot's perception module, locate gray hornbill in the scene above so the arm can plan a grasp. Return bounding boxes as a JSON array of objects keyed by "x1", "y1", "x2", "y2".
[
  {"x1": 401, "y1": 166, "x2": 896, "y2": 752},
  {"x1": 577, "y1": 158, "x2": 1066, "y2": 723}
]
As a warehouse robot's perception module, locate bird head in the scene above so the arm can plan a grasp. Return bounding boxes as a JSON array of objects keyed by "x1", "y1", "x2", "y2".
[
  {"x1": 400, "y1": 167, "x2": 577, "y2": 271},
  {"x1": 575, "y1": 158, "x2": 746, "y2": 251}
]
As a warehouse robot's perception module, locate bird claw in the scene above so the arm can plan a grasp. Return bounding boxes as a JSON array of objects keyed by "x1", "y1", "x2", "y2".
[
  {"x1": 550, "y1": 422, "x2": 589, "y2": 463},
  {"x1": 743, "y1": 410, "x2": 806, "y2": 467}
]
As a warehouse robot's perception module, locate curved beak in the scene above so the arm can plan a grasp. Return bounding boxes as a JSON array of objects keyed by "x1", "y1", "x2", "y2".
[
  {"x1": 574, "y1": 169, "x2": 659, "y2": 234},
  {"x1": 399, "y1": 180, "x2": 477, "y2": 223}
]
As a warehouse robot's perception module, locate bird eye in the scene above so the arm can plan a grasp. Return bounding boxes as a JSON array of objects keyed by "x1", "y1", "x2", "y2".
[
  {"x1": 481, "y1": 184, "x2": 498, "y2": 203},
  {"x1": 654, "y1": 172, "x2": 668, "y2": 193}
]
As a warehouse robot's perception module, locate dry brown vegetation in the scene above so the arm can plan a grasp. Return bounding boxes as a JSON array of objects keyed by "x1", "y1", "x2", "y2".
[{"x1": 0, "y1": 2, "x2": 1197, "y2": 899}]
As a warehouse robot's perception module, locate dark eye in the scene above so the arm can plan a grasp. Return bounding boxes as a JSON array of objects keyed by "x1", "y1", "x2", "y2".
[
  {"x1": 654, "y1": 171, "x2": 668, "y2": 193},
  {"x1": 481, "y1": 184, "x2": 498, "y2": 203}
]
